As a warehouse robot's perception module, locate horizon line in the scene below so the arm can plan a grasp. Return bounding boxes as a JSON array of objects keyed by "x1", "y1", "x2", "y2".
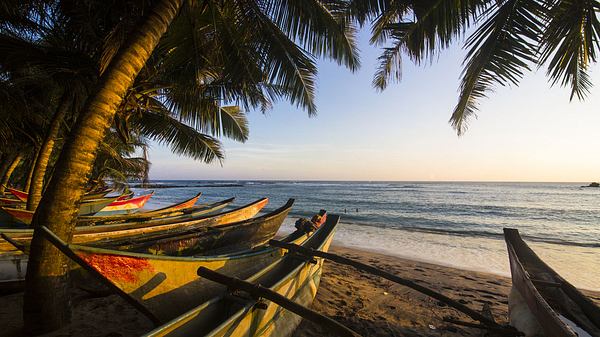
[{"x1": 145, "y1": 178, "x2": 596, "y2": 184}]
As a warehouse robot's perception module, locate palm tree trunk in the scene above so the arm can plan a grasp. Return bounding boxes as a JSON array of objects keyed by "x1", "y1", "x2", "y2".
[
  {"x1": 27, "y1": 96, "x2": 70, "y2": 211},
  {"x1": 0, "y1": 153, "x2": 23, "y2": 194},
  {"x1": 0, "y1": 154, "x2": 11, "y2": 195},
  {"x1": 23, "y1": 0, "x2": 183, "y2": 333},
  {"x1": 24, "y1": 147, "x2": 41, "y2": 193}
]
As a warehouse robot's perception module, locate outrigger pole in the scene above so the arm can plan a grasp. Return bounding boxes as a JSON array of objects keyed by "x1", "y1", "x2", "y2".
[{"x1": 268, "y1": 239, "x2": 523, "y2": 336}]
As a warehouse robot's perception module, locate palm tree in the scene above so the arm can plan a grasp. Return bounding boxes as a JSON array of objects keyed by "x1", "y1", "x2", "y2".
[
  {"x1": 13, "y1": 0, "x2": 359, "y2": 333},
  {"x1": 349, "y1": 0, "x2": 600, "y2": 134}
]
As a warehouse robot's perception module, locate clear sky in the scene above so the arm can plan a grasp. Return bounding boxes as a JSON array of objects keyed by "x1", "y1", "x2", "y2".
[{"x1": 149, "y1": 29, "x2": 600, "y2": 182}]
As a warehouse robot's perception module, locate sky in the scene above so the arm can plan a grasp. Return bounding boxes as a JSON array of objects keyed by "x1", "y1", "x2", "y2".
[{"x1": 148, "y1": 29, "x2": 600, "y2": 182}]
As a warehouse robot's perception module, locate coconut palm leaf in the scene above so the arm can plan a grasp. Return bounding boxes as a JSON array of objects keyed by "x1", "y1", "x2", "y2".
[
  {"x1": 133, "y1": 108, "x2": 224, "y2": 163},
  {"x1": 264, "y1": 0, "x2": 360, "y2": 70},
  {"x1": 450, "y1": 0, "x2": 544, "y2": 134},
  {"x1": 539, "y1": 0, "x2": 600, "y2": 100}
]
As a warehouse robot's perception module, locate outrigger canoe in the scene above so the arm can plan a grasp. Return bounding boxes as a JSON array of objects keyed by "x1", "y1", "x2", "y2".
[
  {"x1": 98, "y1": 199, "x2": 295, "y2": 256},
  {"x1": 504, "y1": 228, "x2": 600, "y2": 337},
  {"x1": 144, "y1": 213, "x2": 339, "y2": 335},
  {"x1": 7, "y1": 186, "x2": 112, "y2": 202},
  {"x1": 95, "y1": 191, "x2": 155, "y2": 215},
  {"x1": 77, "y1": 192, "x2": 203, "y2": 225},
  {"x1": 41, "y1": 206, "x2": 320, "y2": 324},
  {"x1": 0, "y1": 192, "x2": 153, "y2": 224},
  {"x1": 0, "y1": 198, "x2": 261, "y2": 290},
  {"x1": 1, "y1": 195, "x2": 120, "y2": 224},
  {"x1": 0, "y1": 197, "x2": 23, "y2": 205}
]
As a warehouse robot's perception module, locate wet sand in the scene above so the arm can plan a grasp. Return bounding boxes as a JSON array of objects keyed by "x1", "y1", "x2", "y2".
[{"x1": 2, "y1": 246, "x2": 599, "y2": 336}]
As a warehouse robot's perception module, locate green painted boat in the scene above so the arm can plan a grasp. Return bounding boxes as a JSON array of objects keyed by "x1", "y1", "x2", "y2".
[
  {"x1": 44, "y1": 207, "x2": 323, "y2": 324},
  {"x1": 143, "y1": 214, "x2": 339, "y2": 336},
  {"x1": 0, "y1": 197, "x2": 239, "y2": 254},
  {"x1": 77, "y1": 192, "x2": 203, "y2": 225},
  {"x1": 96, "y1": 199, "x2": 295, "y2": 256},
  {"x1": 505, "y1": 228, "x2": 600, "y2": 337},
  {"x1": 0, "y1": 198, "x2": 264, "y2": 290}
]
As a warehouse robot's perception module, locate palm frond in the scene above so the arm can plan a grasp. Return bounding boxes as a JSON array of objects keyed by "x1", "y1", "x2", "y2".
[
  {"x1": 134, "y1": 109, "x2": 224, "y2": 164},
  {"x1": 450, "y1": 0, "x2": 544, "y2": 135},
  {"x1": 539, "y1": 0, "x2": 600, "y2": 100},
  {"x1": 264, "y1": 0, "x2": 361, "y2": 71}
]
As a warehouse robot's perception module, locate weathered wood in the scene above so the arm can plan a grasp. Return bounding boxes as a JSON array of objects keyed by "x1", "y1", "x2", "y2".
[
  {"x1": 197, "y1": 267, "x2": 362, "y2": 337},
  {"x1": 268, "y1": 239, "x2": 516, "y2": 332},
  {"x1": 1, "y1": 233, "x2": 29, "y2": 253},
  {"x1": 35, "y1": 225, "x2": 162, "y2": 325},
  {"x1": 504, "y1": 228, "x2": 600, "y2": 337}
]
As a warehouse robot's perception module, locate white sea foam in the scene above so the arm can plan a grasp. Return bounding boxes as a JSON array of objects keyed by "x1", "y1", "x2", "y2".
[{"x1": 280, "y1": 217, "x2": 600, "y2": 291}]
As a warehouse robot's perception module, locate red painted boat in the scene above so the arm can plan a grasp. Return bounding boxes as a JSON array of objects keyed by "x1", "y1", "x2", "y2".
[
  {"x1": 7, "y1": 188, "x2": 28, "y2": 202},
  {"x1": 0, "y1": 197, "x2": 23, "y2": 205},
  {"x1": 96, "y1": 191, "x2": 154, "y2": 215},
  {"x1": 7, "y1": 187, "x2": 114, "y2": 202},
  {"x1": 77, "y1": 192, "x2": 202, "y2": 225}
]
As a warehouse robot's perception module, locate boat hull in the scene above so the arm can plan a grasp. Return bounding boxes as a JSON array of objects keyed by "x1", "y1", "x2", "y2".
[
  {"x1": 0, "y1": 198, "x2": 262, "y2": 289},
  {"x1": 95, "y1": 192, "x2": 154, "y2": 215},
  {"x1": 505, "y1": 228, "x2": 600, "y2": 337},
  {"x1": 1, "y1": 196, "x2": 118, "y2": 224},
  {"x1": 144, "y1": 214, "x2": 338, "y2": 337},
  {"x1": 77, "y1": 193, "x2": 202, "y2": 225}
]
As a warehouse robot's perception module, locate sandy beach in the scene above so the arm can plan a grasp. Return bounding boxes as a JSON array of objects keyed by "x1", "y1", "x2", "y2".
[{"x1": 2, "y1": 245, "x2": 599, "y2": 337}]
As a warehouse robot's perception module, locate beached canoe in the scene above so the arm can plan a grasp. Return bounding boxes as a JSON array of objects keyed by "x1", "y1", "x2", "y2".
[
  {"x1": 143, "y1": 213, "x2": 339, "y2": 336},
  {"x1": 77, "y1": 192, "x2": 202, "y2": 225},
  {"x1": 46, "y1": 209, "x2": 324, "y2": 324},
  {"x1": 504, "y1": 228, "x2": 600, "y2": 337},
  {"x1": 95, "y1": 191, "x2": 155, "y2": 215},
  {"x1": 0, "y1": 197, "x2": 252, "y2": 255},
  {"x1": 1, "y1": 195, "x2": 120, "y2": 224},
  {"x1": 0, "y1": 197, "x2": 23, "y2": 205},
  {"x1": 98, "y1": 198, "x2": 295, "y2": 256},
  {"x1": 7, "y1": 186, "x2": 113, "y2": 202},
  {"x1": 0, "y1": 198, "x2": 262, "y2": 290}
]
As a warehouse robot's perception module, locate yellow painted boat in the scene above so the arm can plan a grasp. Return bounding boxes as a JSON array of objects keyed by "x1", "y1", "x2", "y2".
[
  {"x1": 143, "y1": 214, "x2": 339, "y2": 336},
  {"x1": 0, "y1": 198, "x2": 263, "y2": 289},
  {"x1": 43, "y1": 208, "x2": 325, "y2": 324}
]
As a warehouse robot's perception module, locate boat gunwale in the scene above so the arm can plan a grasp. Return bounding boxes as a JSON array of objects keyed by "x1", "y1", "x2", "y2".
[
  {"x1": 143, "y1": 214, "x2": 339, "y2": 337},
  {"x1": 72, "y1": 199, "x2": 294, "y2": 260},
  {"x1": 504, "y1": 228, "x2": 600, "y2": 337},
  {"x1": 0, "y1": 198, "x2": 237, "y2": 236},
  {"x1": 197, "y1": 214, "x2": 338, "y2": 337}
]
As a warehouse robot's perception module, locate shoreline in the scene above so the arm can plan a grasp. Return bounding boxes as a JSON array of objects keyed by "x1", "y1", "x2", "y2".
[{"x1": 2, "y1": 246, "x2": 599, "y2": 336}]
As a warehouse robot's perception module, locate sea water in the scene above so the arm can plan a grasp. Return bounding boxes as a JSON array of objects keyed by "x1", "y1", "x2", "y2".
[{"x1": 133, "y1": 181, "x2": 600, "y2": 291}]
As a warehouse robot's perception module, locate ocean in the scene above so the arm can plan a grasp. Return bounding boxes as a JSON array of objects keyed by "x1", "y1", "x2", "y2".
[{"x1": 133, "y1": 181, "x2": 600, "y2": 291}]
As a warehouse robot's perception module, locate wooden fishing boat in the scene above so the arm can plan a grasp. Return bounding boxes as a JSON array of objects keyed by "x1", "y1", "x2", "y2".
[
  {"x1": 0, "y1": 198, "x2": 261, "y2": 290},
  {"x1": 0, "y1": 197, "x2": 23, "y2": 205},
  {"x1": 85, "y1": 187, "x2": 114, "y2": 199},
  {"x1": 77, "y1": 192, "x2": 202, "y2": 225},
  {"x1": 95, "y1": 191, "x2": 155, "y2": 215},
  {"x1": 0, "y1": 197, "x2": 249, "y2": 254},
  {"x1": 6, "y1": 187, "x2": 29, "y2": 202},
  {"x1": 504, "y1": 228, "x2": 600, "y2": 337},
  {"x1": 143, "y1": 214, "x2": 339, "y2": 336},
  {"x1": 7, "y1": 186, "x2": 113, "y2": 202},
  {"x1": 40, "y1": 207, "x2": 323, "y2": 324},
  {"x1": 1, "y1": 195, "x2": 120, "y2": 224},
  {"x1": 98, "y1": 198, "x2": 295, "y2": 256}
]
